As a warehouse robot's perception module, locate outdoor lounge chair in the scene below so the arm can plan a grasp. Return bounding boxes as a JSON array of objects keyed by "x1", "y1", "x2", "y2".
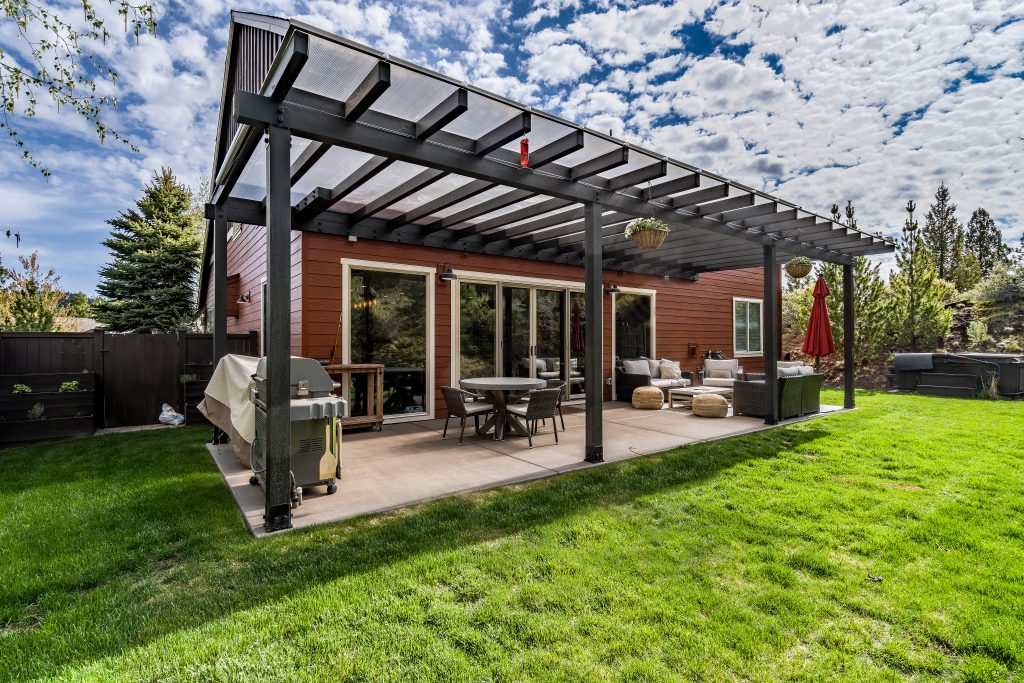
[
  {"x1": 506, "y1": 387, "x2": 561, "y2": 448},
  {"x1": 732, "y1": 374, "x2": 822, "y2": 420},
  {"x1": 440, "y1": 387, "x2": 494, "y2": 445}
]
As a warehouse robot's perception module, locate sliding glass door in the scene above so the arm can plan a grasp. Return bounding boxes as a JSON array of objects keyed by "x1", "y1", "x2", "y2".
[
  {"x1": 614, "y1": 292, "x2": 653, "y2": 361},
  {"x1": 457, "y1": 280, "x2": 586, "y2": 400}
]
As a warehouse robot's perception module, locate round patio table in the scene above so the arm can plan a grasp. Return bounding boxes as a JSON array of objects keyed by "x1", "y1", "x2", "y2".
[{"x1": 460, "y1": 377, "x2": 545, "y2": 441}]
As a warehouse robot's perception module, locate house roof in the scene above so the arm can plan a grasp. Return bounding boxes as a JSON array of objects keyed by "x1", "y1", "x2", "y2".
[{"x1": 200, "y1": 14, "x2": 893, "y2": 308}]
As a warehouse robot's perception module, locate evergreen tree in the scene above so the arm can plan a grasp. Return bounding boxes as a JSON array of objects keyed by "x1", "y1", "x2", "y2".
[
  {"x1": 94, "y1": 168, "x2": 203, "y2": 332},
  {"x1": 921, "y1": 182, "x2": 963, "y2": 282},
  {"x1": 0, "y1": 252, "x2": 72, "y2": 331},
  {"x1": 949, "y1": 229, "x2": 982, "y2": 292},
  {"x1": 965, "y1": 208, "x2": 1010, "y2": 276},
  {"x1": 815, "y1": 202, "x2": 888, "y2": 357},
  {"x1": 888, "y1": 201, "x2": 952, "y2": 351}
]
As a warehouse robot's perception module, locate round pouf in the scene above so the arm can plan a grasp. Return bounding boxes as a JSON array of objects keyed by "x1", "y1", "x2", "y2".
[
  {"x1": 632, "y1": 385, "x2": 664, "y2": 410},
  {"x1": 692, "y1": 393, "x2": 729, "y2": 418}
]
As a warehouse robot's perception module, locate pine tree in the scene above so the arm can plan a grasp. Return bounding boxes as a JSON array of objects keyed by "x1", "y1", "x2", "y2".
[
  {"x1": 949, "y1": 229, "x2": 981, "y2": 292},
  {"x1": 889, "y1": 201, "x2": 952, "y2": 351},
  {"x1": 94, "y1": 168, "x2": 203, "y2": 332},
  {"x1": 921, "y1": 182, "x2": 963, "y2": 282},
  {"x1": 815, "y1": 202, "x2": 888, "y2": 357},
  {"x1": 0, "y1": 252, "x2": 72, "y2": 331},
  {"x1": 965, "y1": 208, "x2": 1010, "y2": 276}
]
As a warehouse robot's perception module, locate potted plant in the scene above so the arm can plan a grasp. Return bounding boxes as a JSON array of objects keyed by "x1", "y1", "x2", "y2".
[
  {"x1": 785, "y1": 256, "x2": 813, "y2": 279},
  {"x1": 624, "y1": 218, "x2": 670, "y2": 250}
]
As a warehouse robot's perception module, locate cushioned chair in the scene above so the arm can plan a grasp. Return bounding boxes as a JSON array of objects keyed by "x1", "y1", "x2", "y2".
[
  {"x1": 507, "y1": 387, "x2": 561, "y2": 448},
  {"x1": 702, "y1": 358, "x2": 744, "y2": 387},
  {"x1": 615, "y1": 358, "x2": 693, "y2": 401},
  {"x1": 545, "y1": 379, "x2": 567, "y2": 431},
  {"x1": 440, "y1": 387, "x2": 494, "y2": 445},
  {"x1": 732, "y1": 374, "x2": 823, "y2": 420}
]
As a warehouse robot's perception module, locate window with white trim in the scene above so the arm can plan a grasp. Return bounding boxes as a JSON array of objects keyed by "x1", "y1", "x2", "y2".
[{"x1": 733, "y1": 298, "x2": 762, "y2": 356}]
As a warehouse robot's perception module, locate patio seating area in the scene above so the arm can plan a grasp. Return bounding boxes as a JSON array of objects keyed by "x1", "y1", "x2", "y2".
[{"x1": 209, "y1": 401, "x2": 842, "y2": 536}]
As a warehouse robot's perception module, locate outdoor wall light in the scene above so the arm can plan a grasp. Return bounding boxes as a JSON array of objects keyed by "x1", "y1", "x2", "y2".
[
  {"x1": 236, "y1": 291, "x2": 252, "y2": 304},
  {"x1": 604, "y1": 283, "x2": 621, "y2": 295},
  {"x1": 438, "y1": 263, "x2": 457, "y2": 283}
]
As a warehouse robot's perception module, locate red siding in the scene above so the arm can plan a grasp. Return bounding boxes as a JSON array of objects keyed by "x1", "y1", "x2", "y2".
[{"x1": 299, "y1": 233, "x2": 774, "y2": 416}]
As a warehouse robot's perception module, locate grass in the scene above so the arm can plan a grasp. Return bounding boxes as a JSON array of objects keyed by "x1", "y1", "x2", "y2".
[{"x1": 0, "y1": 390, "x2": 1022, "y2": 681}]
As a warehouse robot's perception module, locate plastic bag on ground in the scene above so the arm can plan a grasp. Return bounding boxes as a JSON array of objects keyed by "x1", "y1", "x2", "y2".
[{"x1": 158, "y1": 403, "x2": 185, "y2": 426}]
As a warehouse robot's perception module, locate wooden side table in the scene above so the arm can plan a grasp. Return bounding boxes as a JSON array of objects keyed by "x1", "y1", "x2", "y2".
[{"x1": 324, "y1": 363, "x2": 385, "y2": 431}]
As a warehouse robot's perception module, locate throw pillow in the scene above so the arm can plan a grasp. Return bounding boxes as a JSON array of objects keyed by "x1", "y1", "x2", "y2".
[
  {"x1": 709, "y1": 369, "x2": 732, "y2": 379},
  {"x1": 622, "y1": 359, "x2": 650, "y2": 376},
  {"x1": 659, "y1": 364, "x2": 682, "y2": 379},
  {"x1": 778, "y1": 366, "x2": 800, "y2": 377},
  {"x1": 647, "y1": 359, "x2": 662, "y2": 376}
]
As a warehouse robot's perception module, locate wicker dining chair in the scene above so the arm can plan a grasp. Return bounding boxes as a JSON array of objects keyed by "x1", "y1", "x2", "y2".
[
  {"x1": 506, "y1": 387, "x2": 561, "y2": 448},
  {"x1": 544, "y1": 379, "x2": 567, "y2": 431},
  {"x1": 440, "y1": 386, "x2": 494, "y2": 445}
]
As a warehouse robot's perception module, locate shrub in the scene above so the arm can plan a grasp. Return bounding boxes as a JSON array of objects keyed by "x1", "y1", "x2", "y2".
[
  {"x1": 967, "y1": 320, "x2": 989, "y2": 346},
  {"x1": 59, "y1": 380, "x2": 80, "y2": 393},
  {"x1": 12, "y1": 383, "x2": 31, "y2": 394},
  {"x1": 969, "y1": 264, "x2": 1024, "y2": 305}
]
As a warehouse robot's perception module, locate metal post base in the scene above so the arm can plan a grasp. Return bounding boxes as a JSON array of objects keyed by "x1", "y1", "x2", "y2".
[
  {"x1": 585, "y1": 446, "x2": 604, "y2": 463},
  {"x1": 264, "y1": 504, "x2": 293, "y2": 532}
]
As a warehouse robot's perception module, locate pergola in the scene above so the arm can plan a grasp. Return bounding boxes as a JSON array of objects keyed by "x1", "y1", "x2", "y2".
[{"x1": 205, "y1": 20, "x2": 894, "y2": 531}]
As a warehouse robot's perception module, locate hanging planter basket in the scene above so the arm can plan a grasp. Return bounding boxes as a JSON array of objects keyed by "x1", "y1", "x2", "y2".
[
  {"x1": 785, "y1": 257, "x2": 813, "y2": 279},
  {"x1": 624, "y1": 218, "x2": 670, "y2": 251}
]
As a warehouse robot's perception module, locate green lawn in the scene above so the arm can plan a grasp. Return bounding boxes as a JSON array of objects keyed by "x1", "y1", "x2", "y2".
[{"x1": 1, "y1": 390, "x2": 1022, "y2": 682}]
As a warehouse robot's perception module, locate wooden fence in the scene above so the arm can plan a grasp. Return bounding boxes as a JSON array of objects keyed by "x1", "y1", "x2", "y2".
[{"x1": 0, "y1": 331, "x2": 258, "y2": 436}]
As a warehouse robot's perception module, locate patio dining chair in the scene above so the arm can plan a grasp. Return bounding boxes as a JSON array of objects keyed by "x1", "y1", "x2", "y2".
[
  {"x1": 440, "y1": 386, "x2": 494, "y2": 445},
  {"x1": 545, "y1": 379, "x2": 567, "y2": 431},
  {"x1": 506, "y1": 387, "x2": 561, "y2": 448}
]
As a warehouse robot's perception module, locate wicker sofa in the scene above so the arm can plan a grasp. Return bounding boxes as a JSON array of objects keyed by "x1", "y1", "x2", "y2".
[
  {"x1": 733, "y1": 372, "x2": 825, "y2": 419},
  {"x1": 615, "y1": 358, "x2": 693, "y2": 401}
]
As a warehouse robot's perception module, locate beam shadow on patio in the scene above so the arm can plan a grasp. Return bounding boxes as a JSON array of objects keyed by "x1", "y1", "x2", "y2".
[{"x1": 209, "y1": 402, "x2": 842, "y2": 536}]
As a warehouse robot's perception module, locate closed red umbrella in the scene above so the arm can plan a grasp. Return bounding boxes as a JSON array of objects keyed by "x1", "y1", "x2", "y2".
[{"x1": 802, "y1": 276, "x2": 835, "y2": 366}]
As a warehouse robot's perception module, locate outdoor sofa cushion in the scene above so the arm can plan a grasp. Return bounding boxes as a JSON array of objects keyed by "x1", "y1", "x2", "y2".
[
  {"x1": 622, "y1": 359, "x2": 651, "y2": 376},
  {"x1": 797, "y1": 365, "x2": 815, "y2": 376},
  {"x1": 650, "y1": 377, "x2": 691, "y2": 388},
  {"x1": 778, "y1": 366, "x2": 801, "y2": 377},
  {"x1": 708, "y1": 369, "x2": 732, "y2": 379},
  {"x1": 702, "y1": 376, "x2": 736, "y2": 388},
  {"x1": 704, "y1": 358, "x2": 740, "y2": 376}
]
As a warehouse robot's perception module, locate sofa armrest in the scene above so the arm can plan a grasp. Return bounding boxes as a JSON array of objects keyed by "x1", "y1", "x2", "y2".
[{"x1": 615, "y1": 371, "x2": 652, "y2": 401}]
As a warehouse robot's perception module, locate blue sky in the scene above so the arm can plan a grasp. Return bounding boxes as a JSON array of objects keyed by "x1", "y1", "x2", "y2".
[{"x1": 1, "y1": 0, "x2": 1022, "y2": 294}]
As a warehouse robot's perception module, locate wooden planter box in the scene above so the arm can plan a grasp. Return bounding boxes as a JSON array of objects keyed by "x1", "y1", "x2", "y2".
[{"x1": 0, "y1": 374, "x2": 96, "y2": 446}]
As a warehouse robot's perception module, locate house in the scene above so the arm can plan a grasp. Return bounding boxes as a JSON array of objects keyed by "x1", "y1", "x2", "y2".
[{"x1": 198, "y1": 12, "x2": 892, "y2": 530}]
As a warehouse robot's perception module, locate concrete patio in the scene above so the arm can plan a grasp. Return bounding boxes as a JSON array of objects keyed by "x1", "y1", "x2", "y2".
[{"x1": 209, "y1": 401, "x2": 842, "y2": 536}]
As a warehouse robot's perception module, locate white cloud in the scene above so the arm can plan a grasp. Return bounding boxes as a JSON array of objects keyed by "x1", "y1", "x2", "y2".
[{"x1": 527, "y1": 42, "x2": 597, "y2": 84}]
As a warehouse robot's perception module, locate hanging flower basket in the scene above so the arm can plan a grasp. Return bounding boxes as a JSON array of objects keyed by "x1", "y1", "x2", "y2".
[
  {"x1": 624, "y1": 218, "x2": 669, "y2": 250},
  {"x1": 785, "y1": 256, "x2": 813, "y2": 279}
]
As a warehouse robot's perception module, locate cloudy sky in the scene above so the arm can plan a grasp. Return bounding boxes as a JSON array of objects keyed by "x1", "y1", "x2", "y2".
[{"x1": 1, "y1": 0, "x2": 1022, "y2": 294}]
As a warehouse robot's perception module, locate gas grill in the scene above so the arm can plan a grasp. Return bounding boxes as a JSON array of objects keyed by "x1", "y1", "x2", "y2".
[{"x1": 249, "y1": 357, "x2": 346, "y2": 505}]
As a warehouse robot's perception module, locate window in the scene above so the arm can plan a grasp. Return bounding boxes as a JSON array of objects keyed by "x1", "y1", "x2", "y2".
[
  {"x1": 734, "y1": 298, "x2": 762, "y2": 356},
  {"x1": 614, "y1": 292, "x2": 653, "y2": 360}
]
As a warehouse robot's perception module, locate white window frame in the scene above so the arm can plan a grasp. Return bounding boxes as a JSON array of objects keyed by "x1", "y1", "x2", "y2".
[
  {"x1": 732, "y1": 296, "x2": 764, "y2": 358},
  {"x1": 341, "y1": 258, "x2": 436, "y2": 423}
]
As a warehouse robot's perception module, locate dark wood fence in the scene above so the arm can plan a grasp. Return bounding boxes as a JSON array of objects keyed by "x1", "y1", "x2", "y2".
[{"x1": 0, "y1": 331, "x2": 258, "y2": 432}]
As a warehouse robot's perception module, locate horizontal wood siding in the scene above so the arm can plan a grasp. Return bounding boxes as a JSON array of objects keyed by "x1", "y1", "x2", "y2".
[
  {"x1": 224, "y1": 224, "x2": 303, "y2": 355},
  {"x1": 300, "y1": 233, "x2": 773, "y2": 417}
]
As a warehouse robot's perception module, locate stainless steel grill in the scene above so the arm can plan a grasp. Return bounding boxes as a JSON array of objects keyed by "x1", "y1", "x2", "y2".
[{"x1": 249, "y1": 356, "x2": 346, "y2": 505}]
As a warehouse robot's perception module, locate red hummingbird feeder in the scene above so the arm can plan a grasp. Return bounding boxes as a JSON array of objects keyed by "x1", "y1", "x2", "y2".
[{"x1": 519, "y1": 137, "x2": 529, "y2": 167}]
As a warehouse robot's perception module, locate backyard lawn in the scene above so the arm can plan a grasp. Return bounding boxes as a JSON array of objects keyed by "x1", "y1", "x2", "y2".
[{"x1": 1, "y1": 390, "x2": 1022, "y2": 681}]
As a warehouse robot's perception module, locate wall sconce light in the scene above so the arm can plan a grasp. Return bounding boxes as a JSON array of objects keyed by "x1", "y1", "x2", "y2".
[
  {"x1": 604, "y1": 283, "x2": 621, "y2": 295},
  {"x1": 236, "y1": 291, "x2": 252, "y2": 304},
  {"x1": 438, "y1": 263, "x2": 457, "y2": 283}
]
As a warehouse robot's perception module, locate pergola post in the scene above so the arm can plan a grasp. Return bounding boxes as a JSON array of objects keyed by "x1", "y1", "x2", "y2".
[
  {"x1": 212, "y1": 205, "x2": 228, "y2": 444},
  {"x1": 763, "y1": 243, "x2": 779, "y2": 425},
  {"x1": 584, "y1": 201, "x2": 603, "y2": 463},
  {"x1": 264, "y1": 123, "x2": 293, "y2": 532},
  {"x1": 843, "y1": 262, "x2": 855, "y2": 409}
]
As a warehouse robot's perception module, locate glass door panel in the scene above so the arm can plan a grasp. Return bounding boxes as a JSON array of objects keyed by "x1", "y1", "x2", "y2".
[
  {"x1": 501, "y1": 286, "x2": 531, "y2": 378},
  {"x1": 534, "y1": 289, "x2": 565, "y2": 389},
  {"x1": 615, "y1": 293, "x2": 652, "y2": 360},
  {"x1": 459, "y1": 282, "x2": 497, "y2": 379},
  {"x1": 350, "y1": 268, "x2": 428, "y2": 417},
  {"x1": 568, "y1": 291, "x2": 586, "y2": 398}
]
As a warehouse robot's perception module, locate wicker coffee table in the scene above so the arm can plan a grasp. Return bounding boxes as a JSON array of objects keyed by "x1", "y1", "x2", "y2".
[{"x1": 668, "y1": 386, "x2": 733, "y2": 409}]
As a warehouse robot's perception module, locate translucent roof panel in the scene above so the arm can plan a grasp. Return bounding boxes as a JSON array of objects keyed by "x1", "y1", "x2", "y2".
[
  {"x1": 385, "y1": 175, "x2": 481, "y2": 216},
  {"x1": 430, "y1": 185, "x2": 520, "y2": 220},
  {"x1": 328, "y1": 161, "x2": 428, "y2": 209},
  {"x1": 441, "y1": 91, "x2": 520, "y2": 140},
  {"x1": 233, "y1": 140, "x2": 266, "y2": 201},
  {"x1": 291, "y1": 146, "x2": 377, "y2": 202},
  {"x1": 369, "y1": 65, "x2": 458, "y2": 121},
  {"x1": 295, "y1": 35, "x2": 381, "y2": 101}
]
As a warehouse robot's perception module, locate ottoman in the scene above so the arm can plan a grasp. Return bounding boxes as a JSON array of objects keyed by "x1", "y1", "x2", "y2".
[
  {"x1": 692, "y1": 393, "x2": 729, "y2": 418},
  {"x1": 632, "y1": 385, "x2": 664, "y2": 410}
]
